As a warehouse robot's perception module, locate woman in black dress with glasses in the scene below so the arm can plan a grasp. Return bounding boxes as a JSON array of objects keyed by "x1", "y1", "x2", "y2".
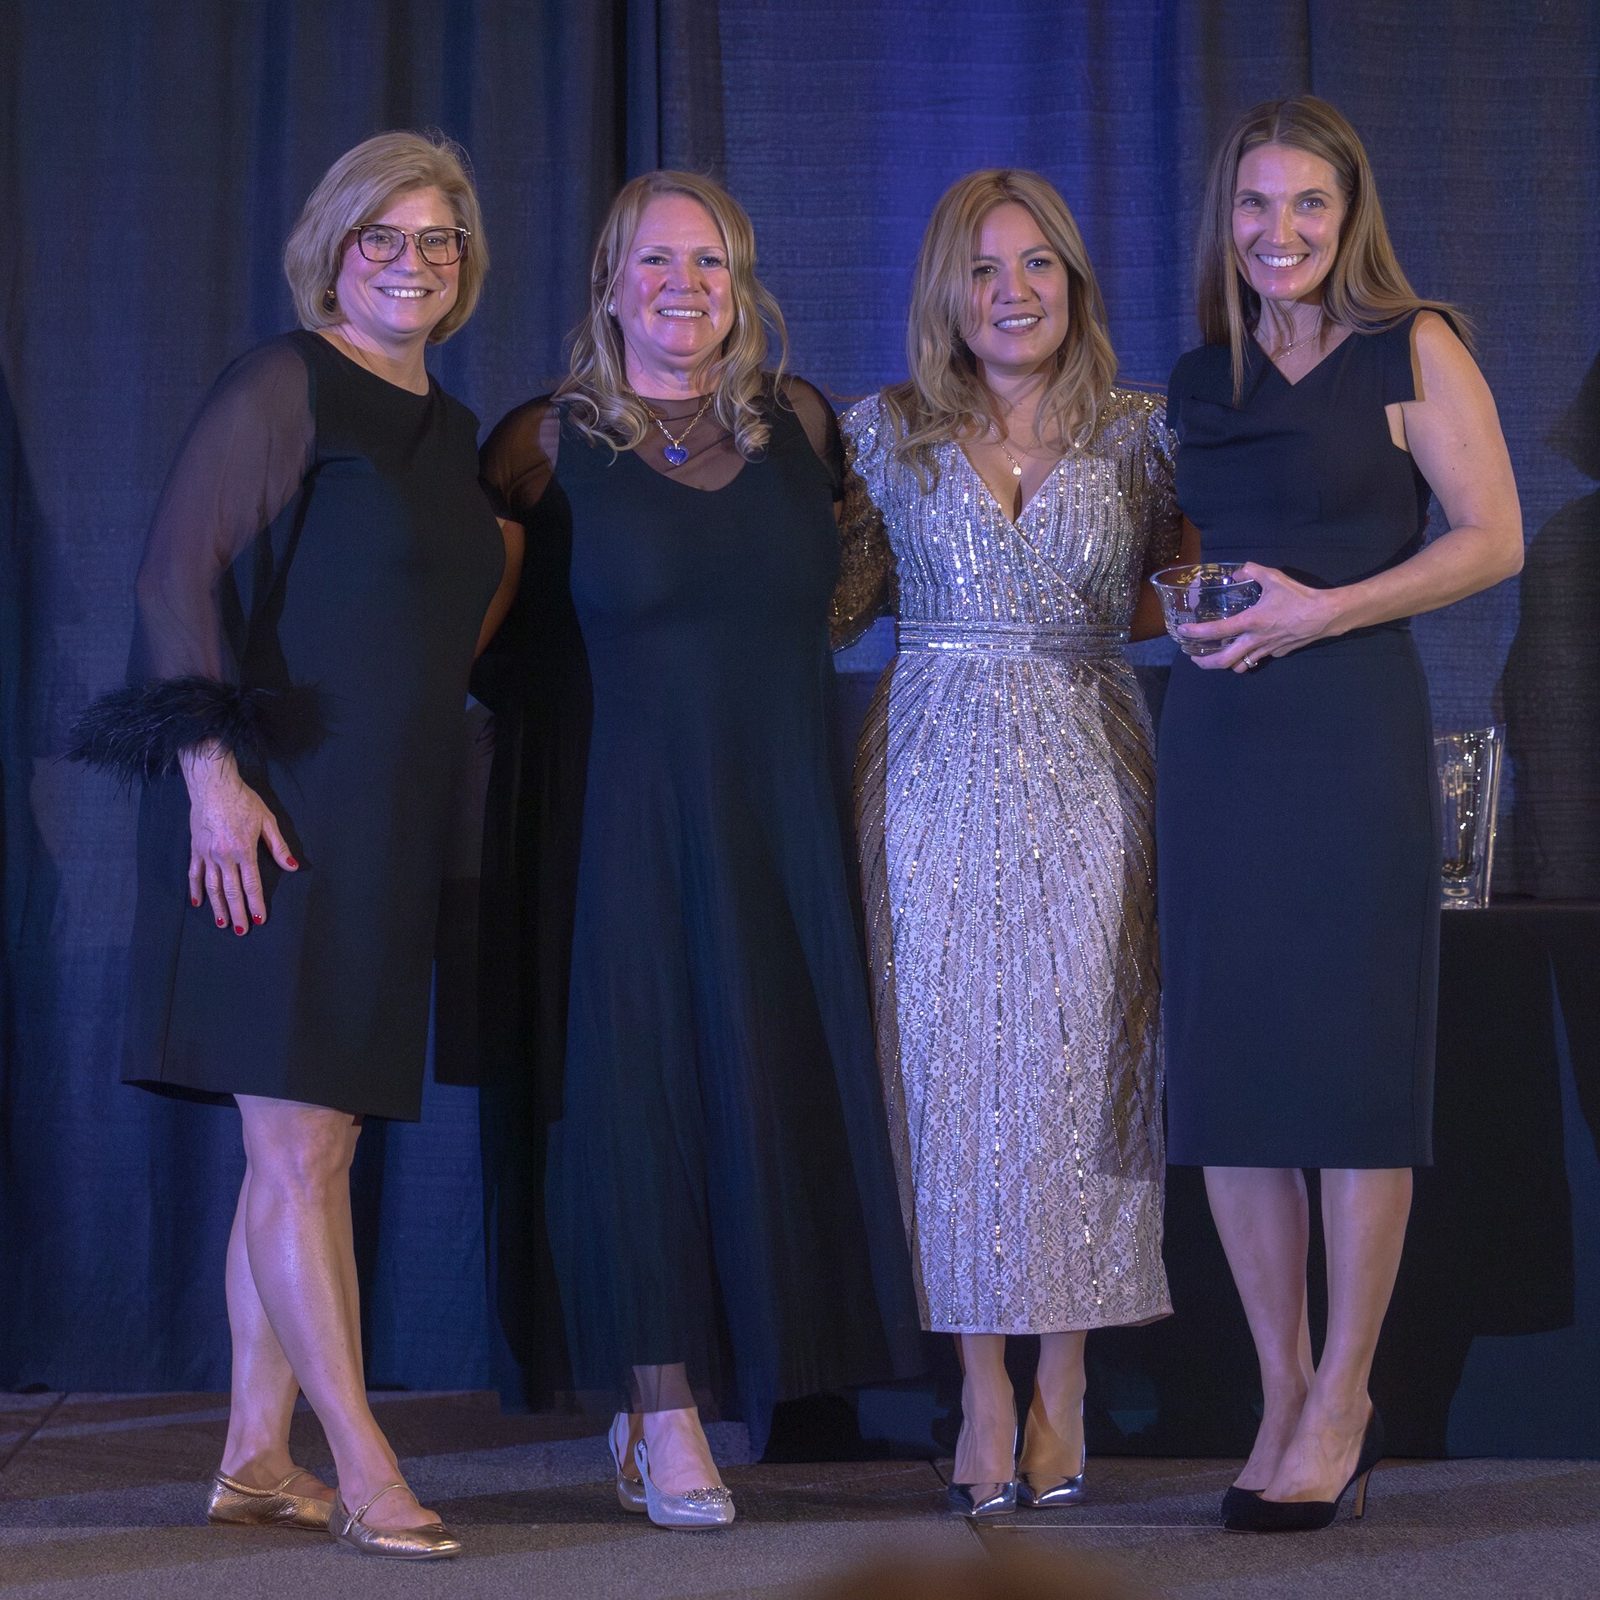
[{"x1": 73, "y1": 133, "x2": 513, "y2": 1560}]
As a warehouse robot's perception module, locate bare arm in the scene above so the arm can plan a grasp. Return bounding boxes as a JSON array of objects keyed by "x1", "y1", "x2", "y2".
[{"x1": 1181, "y1": 314, "x2": 1523, "y2": 670}]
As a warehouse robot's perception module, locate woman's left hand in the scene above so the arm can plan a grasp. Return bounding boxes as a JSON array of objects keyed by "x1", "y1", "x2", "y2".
[{"x1": 1179, "y1": 562, "x2": 1343, "y2": 673}]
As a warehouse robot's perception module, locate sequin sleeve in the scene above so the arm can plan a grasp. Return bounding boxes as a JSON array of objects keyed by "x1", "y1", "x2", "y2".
[
  {"x1": 832, "y1": 394, "x2": 897, "y2": 650},
  {"x1": 1140, "y1": 397, "x2": 1182, "y2": 576}
]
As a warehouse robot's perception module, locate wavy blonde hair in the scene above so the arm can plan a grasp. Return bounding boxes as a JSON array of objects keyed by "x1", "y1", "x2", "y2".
[
  {"x1": 557, "y1": 171, "x2": 788, "y2": 457},
  {"x1": 283, "y1": 130, "x2": 487, "y2": 344},
  {"x1": 1196, "y1": 95, "x2": 1469, "y2": 399},
  {"x1": 883, "y1": 169, "x2": 1117, "y2": 489}
]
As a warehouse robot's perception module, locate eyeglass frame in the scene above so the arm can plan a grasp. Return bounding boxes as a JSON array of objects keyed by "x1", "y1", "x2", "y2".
[{"x1": 345, "y1": 223, "x2": 471, "y2": 266}]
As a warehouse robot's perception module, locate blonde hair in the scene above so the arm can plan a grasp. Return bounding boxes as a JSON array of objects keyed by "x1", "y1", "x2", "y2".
[
  {"x1": 557, "y1": 170, "x2": 788, "y2": 457},
  {"x1": 283, "y1": 130, "x2": 487, "y2": 344},
  {"x1": 1195, "y1": 95, "x2": 1468, "y2": 398},
  {"x1": 883, "y1": 169, "x2": 1118, "y2": 489}
]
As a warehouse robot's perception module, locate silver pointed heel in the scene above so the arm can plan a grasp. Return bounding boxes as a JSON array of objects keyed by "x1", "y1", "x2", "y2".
[
  {"x1": 1018, "y1": 1395, "x2": 1087, "y2": 1507},
  {"x1": 948, "y1": 1424, "x2": 1018, "y2": 1519},
  {"x1": 608, "y1": 1413, "x2": 648, "y2": 1514},
  {"x1": 948, "y1": 1478, "x2": 1019, "y2": 1516},
  {"x1": 635, "y1": 1438, "x2": 735, "y2": 1529},
  {"x1": 1017, "y1": 1456, "x2": 1086, "y2": 1508}
]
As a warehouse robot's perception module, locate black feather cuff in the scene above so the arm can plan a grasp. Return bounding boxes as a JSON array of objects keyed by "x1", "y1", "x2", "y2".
[{"x1": 67, "y1": 676, "x2": 278, "y2": 783}]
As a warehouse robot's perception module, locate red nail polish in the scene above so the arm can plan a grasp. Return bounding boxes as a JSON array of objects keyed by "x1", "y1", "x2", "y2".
[
  {"x1": 285, "y1": 856, "x2": 299, "y2": 869},
  {"x1": 252, "y1": 913, "x2": 264, "y2": 924},
  {"x1": 216, "y1": 917, "x2": 227, "y2": 928},
  {"x1": 191, "y1": 897, "x2": 201, "y2": 908},
  {"x1": 234, "y1": 924, "x2": 246, "y2": 936}
]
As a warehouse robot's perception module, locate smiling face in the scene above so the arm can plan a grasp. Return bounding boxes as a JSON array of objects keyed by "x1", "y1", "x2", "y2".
[
  {"x1": 1231, "y1": 142, "x2": 1347, "y2": 308},
  {"x1": 961, "y1": 202, "x2": 1070, "y2": 382},
  {"x1": 612, "y1": 194, "x2": 736, "y2": 391},
  {"x1": 332, "y1": 185, "x2": 461, "y2": 355}
]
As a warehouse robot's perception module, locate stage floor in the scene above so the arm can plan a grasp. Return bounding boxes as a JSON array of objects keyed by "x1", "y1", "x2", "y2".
[{"x1": 2, "y1": 1391, "x2": 1595, "y2": 1598}]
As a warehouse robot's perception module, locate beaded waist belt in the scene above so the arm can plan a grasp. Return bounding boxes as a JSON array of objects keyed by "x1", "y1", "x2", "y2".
[{"x1": 896, "y1": 618, "x2": 1128, "y2": 659}]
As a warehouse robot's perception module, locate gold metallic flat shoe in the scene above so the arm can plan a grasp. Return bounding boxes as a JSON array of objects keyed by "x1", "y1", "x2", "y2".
[
  {"x1": 206, "y1": 1467, "x2": 332, "y2": 1531},
  {"x1": 330, "y1": 1482, "x2": 462, "y2": 1560}
]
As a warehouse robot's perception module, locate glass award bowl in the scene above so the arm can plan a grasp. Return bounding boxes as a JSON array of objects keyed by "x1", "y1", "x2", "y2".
[{"x1": 1150, "y1": 563, "x2": 1263, "y2": 656}]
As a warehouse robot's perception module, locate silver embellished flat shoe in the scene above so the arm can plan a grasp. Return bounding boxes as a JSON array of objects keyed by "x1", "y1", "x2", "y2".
[
  {"x1": 635, "y1": 1438, "x2": 735, "y2": 1529},
  {"x1": 608, "y1": 1413, "x2": 648, "y2": 1514}
]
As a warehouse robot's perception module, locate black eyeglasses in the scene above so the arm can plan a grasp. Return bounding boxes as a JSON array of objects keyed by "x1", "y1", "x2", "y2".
[{"x1": 347, "y1": 224, "x2": 470, "y2": 265}]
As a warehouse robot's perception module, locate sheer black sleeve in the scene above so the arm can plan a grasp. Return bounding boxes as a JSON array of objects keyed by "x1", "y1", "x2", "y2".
[
  {"x1": 69, "y1": 338, "x2": 314, "y2": 781},
  {"x1": 779, "y1": 374, "x2": 846, "y2": 500},
  {"x1": 480, "y1": 396, "x2": 562, "y2": 523}
]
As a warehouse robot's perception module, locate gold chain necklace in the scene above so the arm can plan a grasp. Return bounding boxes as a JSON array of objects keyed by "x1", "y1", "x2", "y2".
[{"x1": 640, "y1": 394, "x2": 714, "y2": 466}]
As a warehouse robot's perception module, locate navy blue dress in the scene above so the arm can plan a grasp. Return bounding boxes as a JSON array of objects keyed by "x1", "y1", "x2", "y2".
[
  {"x1": 478, "y1": 385, "x2": 921, "y2": 1443},
  {"x1": 1158, "y1": 316, "x2": 1440, "y2": 1169}
]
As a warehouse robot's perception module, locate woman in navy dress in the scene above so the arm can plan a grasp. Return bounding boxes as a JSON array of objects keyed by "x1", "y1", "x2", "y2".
[
  {"x1": 479, "y1": 171, "x2": 919, "y2": 1529},
  {"x1": 72, "y1": 134, "x2": 513, "y2": 1559},
  {"x1": 1159, "y1": 97, "x2": 1522, "y2": 1531}
]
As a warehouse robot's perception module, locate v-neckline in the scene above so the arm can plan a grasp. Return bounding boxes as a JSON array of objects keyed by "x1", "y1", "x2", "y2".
[
  {"x1": 1254, "y1": 326, "x2": 1356, "y2": 389},
  {"x1": 956, "y1": 444, "x2": 1065, "y2": 528}
]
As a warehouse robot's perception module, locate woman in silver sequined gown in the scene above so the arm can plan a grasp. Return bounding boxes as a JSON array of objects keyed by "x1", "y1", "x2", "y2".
[{"x1": 837, "y1": 172, "x2": 1177, "y2": 1514}]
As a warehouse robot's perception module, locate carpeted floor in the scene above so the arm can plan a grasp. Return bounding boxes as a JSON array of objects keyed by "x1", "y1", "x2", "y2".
[{"x1": 1, "y1": 1391, "x2": 1594, "y2": 1598}]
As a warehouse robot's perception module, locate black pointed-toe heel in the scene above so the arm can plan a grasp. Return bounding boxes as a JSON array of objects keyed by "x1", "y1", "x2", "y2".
[
  {"x1": 1219, "y1": 1483, "x2": 1260, "y2": 1523},
  {"x1": 1223, "y1": 1409, "x2": 1384, "y2": 1534}
]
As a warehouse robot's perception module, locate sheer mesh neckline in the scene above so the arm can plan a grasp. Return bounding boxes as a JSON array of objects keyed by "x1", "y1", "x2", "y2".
[{"x1": 627, "y1": 391, "x2": 744, "y2": 490}]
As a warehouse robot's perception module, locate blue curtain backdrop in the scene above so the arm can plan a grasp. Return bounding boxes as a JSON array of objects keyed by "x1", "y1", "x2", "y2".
[{"x1": 3, "y1": 1, "x2": 1597, "y2": 1449}]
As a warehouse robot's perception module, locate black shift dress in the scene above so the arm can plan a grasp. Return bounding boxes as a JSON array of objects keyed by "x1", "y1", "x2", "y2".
[
  {"x1": 116, "y1": 331, "x2": 504, "y2": 1120},
  {"x1": 1158, "y1": 315, "x2": 1440, "y2": 1169}
]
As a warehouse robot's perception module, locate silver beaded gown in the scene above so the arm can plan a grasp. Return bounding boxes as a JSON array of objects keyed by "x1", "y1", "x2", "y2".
[{"x1": 837, "y1": 388, "x2": 1178, "y2": 1334}]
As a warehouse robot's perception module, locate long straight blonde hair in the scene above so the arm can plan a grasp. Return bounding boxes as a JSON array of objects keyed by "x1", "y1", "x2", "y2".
[
  {"x1": 1195, "y1": 95, "x2": 1469, "y2": 399},
  {"x1": 557, "y1": 170, "x2": 788, "y2": 457},
  {"x1": 883, "y1": 169, "x2": 1118, "y2": 489}
]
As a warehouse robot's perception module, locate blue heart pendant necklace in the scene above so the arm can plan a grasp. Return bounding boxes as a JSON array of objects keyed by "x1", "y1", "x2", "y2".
[{"x1": 645, "y1": 393, "x2": 714, "y2": 468}]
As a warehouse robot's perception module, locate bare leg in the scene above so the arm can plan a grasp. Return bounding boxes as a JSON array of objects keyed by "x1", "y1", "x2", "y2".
[
  {"x1": 217, "y1": 1165, "x2": 332, "y2": 1501},
  {"x1": 1263, "y1": 1167, "x2": 1411, "y2": 1503},
  {"x1": 952, "y1": 1333, "x2": 1016, "y2": 1489},
  {"x1": 1204, "y1": 1166, "x2": 1314, "y2": 1491},
  {"x1": 634, "y1": 1364, "x2": 724, "y2": 1496},
  {"x1": 236, "y1": 1095, "x2": 436, "y2": 1530},
  {"x1": 1019, "y1": 1330, "x2": 1087, "y2": 1480}
]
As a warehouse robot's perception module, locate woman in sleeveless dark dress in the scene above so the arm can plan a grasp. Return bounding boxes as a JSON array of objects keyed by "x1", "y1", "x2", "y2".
[
  {"x1": 479, "y1": 172, "x2": 919, "y2": 1529},
  {"x1": 71, "y1": 134, "x2": 513, "y2": 1559},
  {"x1": 1159, "y1": 98, "x2": 1522, "y2": 1532}
]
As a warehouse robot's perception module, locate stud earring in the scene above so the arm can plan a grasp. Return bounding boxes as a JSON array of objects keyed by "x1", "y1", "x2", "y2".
[
  {"x1": 607, "y1": 302, "x2": 616, "y2": 316},
  {"x1": 323, "y1": 287, "x2": 337, "y2": 312}
]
